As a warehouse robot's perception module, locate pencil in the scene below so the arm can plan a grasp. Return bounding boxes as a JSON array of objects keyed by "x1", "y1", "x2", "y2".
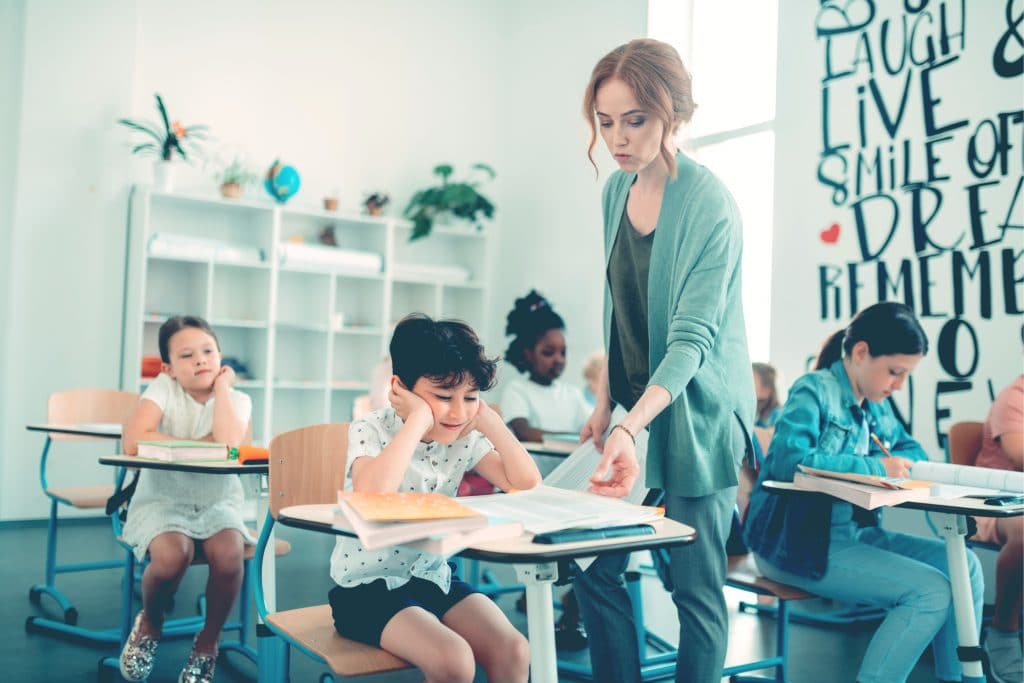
[{"x1": 869, "y1": 432, "x2": 893, "y2": 458}]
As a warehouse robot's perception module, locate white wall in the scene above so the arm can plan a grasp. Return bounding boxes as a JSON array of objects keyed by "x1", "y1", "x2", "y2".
[
  {"x1": 0, "y1": 0, "x2": 648, "y2": 520},
  {"x1": 771, "y1": 1, "x2": 1022, "y2": 456},
  {"x1": 0, "y1": 0, "x2": 27, "y2": 518},
  {"x1": 489, "y1": 0, "x2": 646, "y2": 390},
  {"x1": 2, "y1": 0, "x2": 138, "y2": 520}
]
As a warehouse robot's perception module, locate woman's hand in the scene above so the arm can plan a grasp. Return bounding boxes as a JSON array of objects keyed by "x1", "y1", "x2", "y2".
[
  {"x1": 880, "y1": 455, "x2": 913, "y2": 478},
  {"x1": 388, "y1": 378, "x2": 432, "y2": 427},
  {"x1": 588, "y1": 426, "x2": 639, "y2": 498},
  {"x1": 580, "y1": 403, "x2": 613, "y2": 449},
  {"x1": 213, "y1": 366, "x2": 236, "y2": 392}
]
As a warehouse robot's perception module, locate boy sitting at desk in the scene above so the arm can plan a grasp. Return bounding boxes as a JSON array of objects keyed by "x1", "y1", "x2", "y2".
[{"x1": 328, "y1": 313, "x2": 541, "y2": 683}]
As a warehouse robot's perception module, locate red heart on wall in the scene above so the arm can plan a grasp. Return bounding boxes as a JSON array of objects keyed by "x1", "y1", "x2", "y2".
[{"x1": 820, "y1": 223, "x2": 840, "y2": 244}]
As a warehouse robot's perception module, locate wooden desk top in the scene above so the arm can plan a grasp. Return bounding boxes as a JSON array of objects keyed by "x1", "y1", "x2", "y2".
[
  {"x1": 763, "y1": 480, "x2": 1024, "y2": 518},
  {"x1": 277, "y1": 502, "x2": 696, "y2": 563}
]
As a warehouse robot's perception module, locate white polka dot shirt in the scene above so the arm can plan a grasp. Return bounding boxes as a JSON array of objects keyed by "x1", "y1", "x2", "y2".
[{"x1": 329, "y1": 407, "x2": 493, "y2": 591}]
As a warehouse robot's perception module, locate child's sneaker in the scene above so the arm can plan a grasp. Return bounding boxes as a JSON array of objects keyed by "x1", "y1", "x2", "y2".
[
  {"x1": 984, "y1": 628, "x2": 1023, "y2": 683},
  {"x1": 179, "y1": 636, "x2": 218, "y2": 683},
  {"x1": 119, "y1": 610, "x2": 159, "y2": 681}
]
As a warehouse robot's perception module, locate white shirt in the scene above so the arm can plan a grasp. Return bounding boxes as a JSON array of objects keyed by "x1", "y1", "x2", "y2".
[
  {"x1": 329, "y1": 407, "x2": 493, "y2": 591},
  {"x1": 121, "y1": 372, "x2": 253, "y2": 560},
  {"x1": 500, "y1": 377, "x2": 592, "y2": 433}
]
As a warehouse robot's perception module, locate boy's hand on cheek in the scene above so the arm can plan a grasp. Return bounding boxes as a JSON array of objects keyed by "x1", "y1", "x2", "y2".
[
  {"x1": 388, "y1": 379, "x2": 433, "y2": 431},
  {"x1": 459, "y1": 399, "x2": 497, "y2": 439}
]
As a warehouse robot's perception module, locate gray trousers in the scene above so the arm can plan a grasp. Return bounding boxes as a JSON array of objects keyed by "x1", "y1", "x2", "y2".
[{"x1": 574, "y1": 486, "x2": 737, "y2": 683}]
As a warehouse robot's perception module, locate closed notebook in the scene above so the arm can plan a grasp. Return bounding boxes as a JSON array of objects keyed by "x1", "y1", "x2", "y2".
[
  {"x1": 793, "y1": 471, "x2": 931, "y2": 510},
  {"x1": 336, "y1": 492, "x2": 488, "y2": 550},
  {"x1": 136, "y1": 440, "x2": 227, "y2": 462}
]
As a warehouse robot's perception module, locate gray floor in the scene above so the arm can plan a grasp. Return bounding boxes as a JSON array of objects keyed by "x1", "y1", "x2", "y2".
[{"x1": 1, "y1": 517, "x2": 954, "y2": 682}]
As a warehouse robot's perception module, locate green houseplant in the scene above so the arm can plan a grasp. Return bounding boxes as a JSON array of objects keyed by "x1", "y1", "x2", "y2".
[
  {"x1": 216, "y1": 159, "x2": 258, "y2": 199},
  {"x1": 403, "y1": 163, "x2": 495, "y2": 240},
  {"x1": 118, "y1": 93, "x2": 206, "y2": 191},
  {"x1": 118, "y1": 93, "x2": 206, "y2": 161}
]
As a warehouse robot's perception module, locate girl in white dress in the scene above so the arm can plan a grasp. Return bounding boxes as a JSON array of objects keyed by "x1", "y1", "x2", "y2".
[{"x1": 119, "y1": 316, "x2": 252, "y2": 683}]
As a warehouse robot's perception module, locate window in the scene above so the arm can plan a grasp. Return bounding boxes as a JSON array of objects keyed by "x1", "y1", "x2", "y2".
[{"x1": 649, "y1": 0, "x2": 778, "y2": 362}]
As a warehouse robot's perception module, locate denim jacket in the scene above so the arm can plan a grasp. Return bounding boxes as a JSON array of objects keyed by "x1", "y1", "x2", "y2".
[{"x1": 743, "y1": 360, "x2": 928, "y2": 579}]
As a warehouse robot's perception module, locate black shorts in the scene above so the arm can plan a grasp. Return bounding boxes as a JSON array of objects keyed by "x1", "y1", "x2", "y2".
[{"x1": 328, "y1": 568, "x2": 478, "y2": 647}]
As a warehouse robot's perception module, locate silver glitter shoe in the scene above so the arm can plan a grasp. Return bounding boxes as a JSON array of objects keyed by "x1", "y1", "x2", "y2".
[
  {"x1": 119, "y1": 610, "x2": 159, "y2": 682},
  {"x1": 178, "y1": 636, "x2": 218, "y2": 683}
]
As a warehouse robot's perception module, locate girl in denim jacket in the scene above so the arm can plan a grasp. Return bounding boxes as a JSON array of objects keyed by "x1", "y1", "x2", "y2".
[{"x1": 744, "y1": 302, "x2": 983, "y2": 683}]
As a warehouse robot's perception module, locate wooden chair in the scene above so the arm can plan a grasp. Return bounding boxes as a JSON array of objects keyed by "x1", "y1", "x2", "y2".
[
  {"x1": 948, "y1": 421, "x2": 984, "y2": 466},
  {"x1": 30, "y1": 388, "x2": 139, "y2": 624},
  {"x1": 253, "y1": 423, "x2": 412, "y2": 681},
  {"x1": 724, "y1": 554, "x2": 813, "y2": 682}
]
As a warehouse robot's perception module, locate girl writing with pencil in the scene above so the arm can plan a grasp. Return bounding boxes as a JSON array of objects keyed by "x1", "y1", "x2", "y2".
[{"x1": 744, "y1": 302, "x2": 984, "y2": 683}]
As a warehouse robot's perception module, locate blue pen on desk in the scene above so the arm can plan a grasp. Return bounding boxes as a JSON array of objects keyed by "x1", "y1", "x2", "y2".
[{"x1": 533, "y1": 524, "x2": 655, "y2": 545}]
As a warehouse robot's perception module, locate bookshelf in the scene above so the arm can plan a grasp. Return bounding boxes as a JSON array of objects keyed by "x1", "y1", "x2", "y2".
[{"x1": 121, "y1": 187, "x2": 492, "y2": 445}]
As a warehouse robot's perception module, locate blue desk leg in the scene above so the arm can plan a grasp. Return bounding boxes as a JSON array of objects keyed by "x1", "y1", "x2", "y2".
[
  {"x1": 515, "y1": 562, "x2": 559, "y2": 683},
  {"x1": 932, "y1": 512, "x2": 985, "y2": 683}
]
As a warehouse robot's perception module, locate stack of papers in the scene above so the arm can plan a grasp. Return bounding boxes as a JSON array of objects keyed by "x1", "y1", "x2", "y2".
[{"x1": 278, "y1": 243, "x2": 382, "y2": 275}]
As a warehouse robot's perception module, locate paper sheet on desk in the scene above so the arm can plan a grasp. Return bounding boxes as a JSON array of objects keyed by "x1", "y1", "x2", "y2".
[
  {"x1": 911, "y1": 461, "x2": 1024, "y2": 498},
  {"x1": 543, "y1": 406, "x2": 650, "y2": 507},
  {"x1": 459, "y1": 486, "x2": 660, "y2": 534}
]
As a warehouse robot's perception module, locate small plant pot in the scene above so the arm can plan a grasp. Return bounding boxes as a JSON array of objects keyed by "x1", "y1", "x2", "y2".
[
  {"x1": 220, "y1": 182, "x2": 243, "y2": 199},
  {"x1": 153, "y1": 160, "x2": 175, "y2": 192},
  {"x1": 324, "y1": 197, "x2": 339, "y2": 211}
]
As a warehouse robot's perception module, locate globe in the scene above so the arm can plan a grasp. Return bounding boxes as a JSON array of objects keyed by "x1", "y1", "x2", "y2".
[{"x1": 265, "y1": 160, "x2": 300, "y2": 203}]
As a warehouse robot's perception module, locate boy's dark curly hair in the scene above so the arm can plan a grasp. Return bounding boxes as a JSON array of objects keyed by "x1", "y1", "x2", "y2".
[
  {"x1": 390, "y1": 313, "x2": 498, "y2": 391},
  {"x1": 503, "y1": 290, "x2": 565, "y2": 374}
]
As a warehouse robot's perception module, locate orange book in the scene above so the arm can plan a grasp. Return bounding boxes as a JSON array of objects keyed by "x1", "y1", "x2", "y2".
[
  {"x1": 336, "y1": 491, "x2": 491, "y2": 550},
  {"x1": 340, "y1": 491, "x2": 482, "y2": 522}
]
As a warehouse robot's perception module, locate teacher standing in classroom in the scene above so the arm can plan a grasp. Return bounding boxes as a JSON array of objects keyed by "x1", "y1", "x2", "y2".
[{"x1": 576, "y1": 38, "x2": 756, "y2": 683}]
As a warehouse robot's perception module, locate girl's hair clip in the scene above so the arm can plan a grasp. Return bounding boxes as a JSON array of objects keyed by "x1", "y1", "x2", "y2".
[{"x1": 528, "y1": 300, "x2": 549, "y2": 312}]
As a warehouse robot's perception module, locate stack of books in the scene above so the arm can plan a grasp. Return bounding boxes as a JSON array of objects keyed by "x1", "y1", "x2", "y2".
[
  {"x1": 792, "y1": 465, "x2": 932, "y2": 509},
  {"x1": 334, "y1": 491, "x2": 523, "y2": 555}
]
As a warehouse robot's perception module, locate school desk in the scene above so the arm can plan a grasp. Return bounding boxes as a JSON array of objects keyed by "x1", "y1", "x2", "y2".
[
  {"x1": 763, "y1": 480, "x2": 1024, "y2": 683},
  {"x1": 92, "y1": 455, "x2": 273, "y2": 675},
  {"x1": 274, "y1": 502, "x2": 696, "y2": 683},
  {"x1": 24, "y1": 422, "x2": 125, "y2": 639}
]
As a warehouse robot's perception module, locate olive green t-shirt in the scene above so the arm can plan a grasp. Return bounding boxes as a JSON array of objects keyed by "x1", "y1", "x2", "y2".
[{"x1": 607, "y1": 206, "x2": 654, "y2": 410}]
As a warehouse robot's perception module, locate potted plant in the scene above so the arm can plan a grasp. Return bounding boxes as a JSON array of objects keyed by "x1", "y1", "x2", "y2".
[
  {"x1": 216, "y1": 159, "x2": 258, "y2": 199},
  {"x1": 363, "y1": 192, "x2": 390, "y2": 216},
  {"x1": 118, "y1": 93, "x2": 206, "y2": 192},
  {"x1": 403, "y1": 163, "x2": 495, "y2": 240}
]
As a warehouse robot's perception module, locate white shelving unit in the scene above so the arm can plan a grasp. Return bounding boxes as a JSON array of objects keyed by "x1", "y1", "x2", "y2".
[{"x1": 121, "y1": 187, "x2": 492, "y2": 445}]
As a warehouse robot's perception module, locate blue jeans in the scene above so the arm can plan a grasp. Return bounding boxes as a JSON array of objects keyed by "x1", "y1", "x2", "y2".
[
  {"x1": 755, "y1": 524, "x2": 984, "y2": 683},
  {"x1": 573, "y1": 487, "x2": 736, "y2": 683}
]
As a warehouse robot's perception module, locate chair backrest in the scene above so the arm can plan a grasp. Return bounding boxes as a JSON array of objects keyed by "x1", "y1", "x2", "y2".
[
  {"x1": 948, "y1": 421, "x2": 984, "y2": 466},
  {"x1": 267, "y1": 423, "x2": 348, "y2": 519},
  {"x1": 48, "y1": 388, "x2": 140, "y2": 441}
]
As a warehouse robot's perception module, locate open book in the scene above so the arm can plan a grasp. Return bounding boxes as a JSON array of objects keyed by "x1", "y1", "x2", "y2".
[
  {"x1": 542, "y1": 406, "x2": 651, "y2": 507},
  {"x1": 797, "y1": 465, "x2": 933, "y2": 490},
  {"x1": 458, "y1": 485, "x2": 662, "y2": 535},
  {"x1": 792, "y1": 469, "x2": 931, "y2": 510},
  {"x1": 910, "y1": 461, "x2": 1024, "y2": 498}
]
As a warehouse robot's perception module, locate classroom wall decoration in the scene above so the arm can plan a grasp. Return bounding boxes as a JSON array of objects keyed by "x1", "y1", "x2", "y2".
[{"x1": 772, "y1": 0, "x2": 1023, "y2": 456}]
